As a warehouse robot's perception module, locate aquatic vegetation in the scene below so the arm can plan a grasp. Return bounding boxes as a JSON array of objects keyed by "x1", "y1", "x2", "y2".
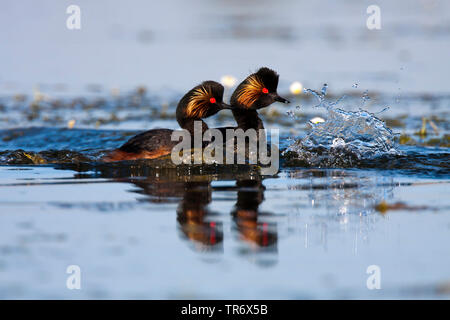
[
  {"x1": 414, "y1": 117, "x2": 440, "y2": 138},
  {"x1": 398, "y1": 134, "x2": 415, "y2": 145},
  {"x1": 374, "y1": 201, "x2": 429, "y2": 214},
  {"x1": 398, "y1": 133, "x2": 449, "y2": 147},
  {"x1": 0, "y1": 149, "x2": 92, "y2": 164},
  {"x1": 424, "y1": 134, "x2": 450, "y2": 147},
  {"x1": 383, "y1": 117, "x2": 405, "y2": 128}
]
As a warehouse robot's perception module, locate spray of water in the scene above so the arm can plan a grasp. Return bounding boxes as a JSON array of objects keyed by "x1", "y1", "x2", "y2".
[{"x1": 284, "y1": 85, "x2": 400, "y2": 167}]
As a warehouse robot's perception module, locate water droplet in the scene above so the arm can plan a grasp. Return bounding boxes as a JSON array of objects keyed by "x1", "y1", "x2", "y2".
[
  {"x1": 361, "y1": 90, "x2": 371, "y2": 106},
  {"x1": 332, "y1": 138, "x2": 346, "y2": 148},
  {"x1": 352, "y1": 83, "x2": 358, "y2": 88},
  {"x1": 321, "y1": 83, "x2": 328, "y2": 96},
  {"x1": 375, "y1": 106, "x2": 390, "y2": 114},
  {"x1": 286, "y1": 110, "x2": 296, "y2": 119}
]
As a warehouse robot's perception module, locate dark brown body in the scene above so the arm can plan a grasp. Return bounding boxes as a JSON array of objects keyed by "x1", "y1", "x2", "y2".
[
  {"x1": 102, "y1": 128, "x2": 177, "y2": 161},
  {"x1": 102, "y1": 81, "x2": 229, "y2": 162}
]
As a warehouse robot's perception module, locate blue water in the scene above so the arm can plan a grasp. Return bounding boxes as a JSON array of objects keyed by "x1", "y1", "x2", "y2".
[
  {"x1": 0, "y1": 0, "x2": 449, "y2": 300},
  {"x1": 0, "y1": 91, "x2": 449, "y2": 299}
]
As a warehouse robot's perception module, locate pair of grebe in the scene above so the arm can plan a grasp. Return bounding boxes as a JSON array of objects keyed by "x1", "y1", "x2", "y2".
[{"x1": 103, "y1": 67, "x2": 289, "y2": 162}]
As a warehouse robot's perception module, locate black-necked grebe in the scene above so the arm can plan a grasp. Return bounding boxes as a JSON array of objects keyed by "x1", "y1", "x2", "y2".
[
  {"x1": 103, "y1": 81, "x2": 231, "y2": 161},
  {"x1": 217, "y1": 67, "x2": 289, "y2": 135}
]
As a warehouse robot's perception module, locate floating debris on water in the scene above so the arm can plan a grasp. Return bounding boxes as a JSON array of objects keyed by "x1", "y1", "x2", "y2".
[{"x1": 375, "y1": 201, "x2": 429, "y2": 214}]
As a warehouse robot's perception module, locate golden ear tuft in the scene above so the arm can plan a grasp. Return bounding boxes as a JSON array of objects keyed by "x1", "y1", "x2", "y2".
[
  {"x1": 236, "y1": 75, "x2": 264, "y2": 107},
  {"x1": 186, "y1": 86, "x2": 212, "y2": 118}
]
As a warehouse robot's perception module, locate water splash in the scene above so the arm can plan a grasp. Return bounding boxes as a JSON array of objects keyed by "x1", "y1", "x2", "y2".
[
  {"x1": 303, "y1": 83, "x2": 328, "y2": 108},
  {"x1": 286, "y1": 110, "x2": 297, "y2": 119},
  {"x1": 284, "y1": 86, "x2": 400, "y2": 167},
  {"x1": 361, "y1": 90, "x2": 371, "y2": 107}
]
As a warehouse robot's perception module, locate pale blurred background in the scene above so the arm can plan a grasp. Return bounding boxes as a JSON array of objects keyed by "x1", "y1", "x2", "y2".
[{"x1": 1, "y1": 0, "x2": 449, "y2": 96}]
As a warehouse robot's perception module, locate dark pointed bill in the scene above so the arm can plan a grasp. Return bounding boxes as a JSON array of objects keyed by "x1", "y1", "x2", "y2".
[
  {"x1": 221, "y1": 102, "x2": 233, "y2": 109},
  {"x1": 274, "y1": 95, "x2": 290, "y2": 104}
]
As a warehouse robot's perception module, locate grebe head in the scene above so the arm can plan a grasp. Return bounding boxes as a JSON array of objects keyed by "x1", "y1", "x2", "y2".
[
  {"x1": 231, "y1": 67, "x2": 290, "y2": 110},
  {"x1": 177, "y1": 81, "x2": 231, "y2": 121}
]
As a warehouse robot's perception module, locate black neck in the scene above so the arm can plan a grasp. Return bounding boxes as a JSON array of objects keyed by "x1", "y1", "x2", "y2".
[
  {"x1": 177, "y1": 118, "x2": 209, "y2": 136},
  {"x1": 231, "y1": 108, "x2": 264, "y2": 131}
]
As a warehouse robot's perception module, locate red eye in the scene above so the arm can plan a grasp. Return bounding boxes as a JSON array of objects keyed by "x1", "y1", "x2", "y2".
[
  {"x1": 262, "y1": 88, "x2": 269, "y2": 94},
  {"x1": 210, "y1": 97, "x2": 216, "y2": 104}
]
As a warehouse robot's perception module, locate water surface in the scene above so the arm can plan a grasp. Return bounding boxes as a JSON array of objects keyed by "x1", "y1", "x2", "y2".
[
  {"x1": 0, "y1": 92, "x2": 449, "y2": 299},
  {"x1": 0, "y1": 0, "x2": 449, "y2": 299}
]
